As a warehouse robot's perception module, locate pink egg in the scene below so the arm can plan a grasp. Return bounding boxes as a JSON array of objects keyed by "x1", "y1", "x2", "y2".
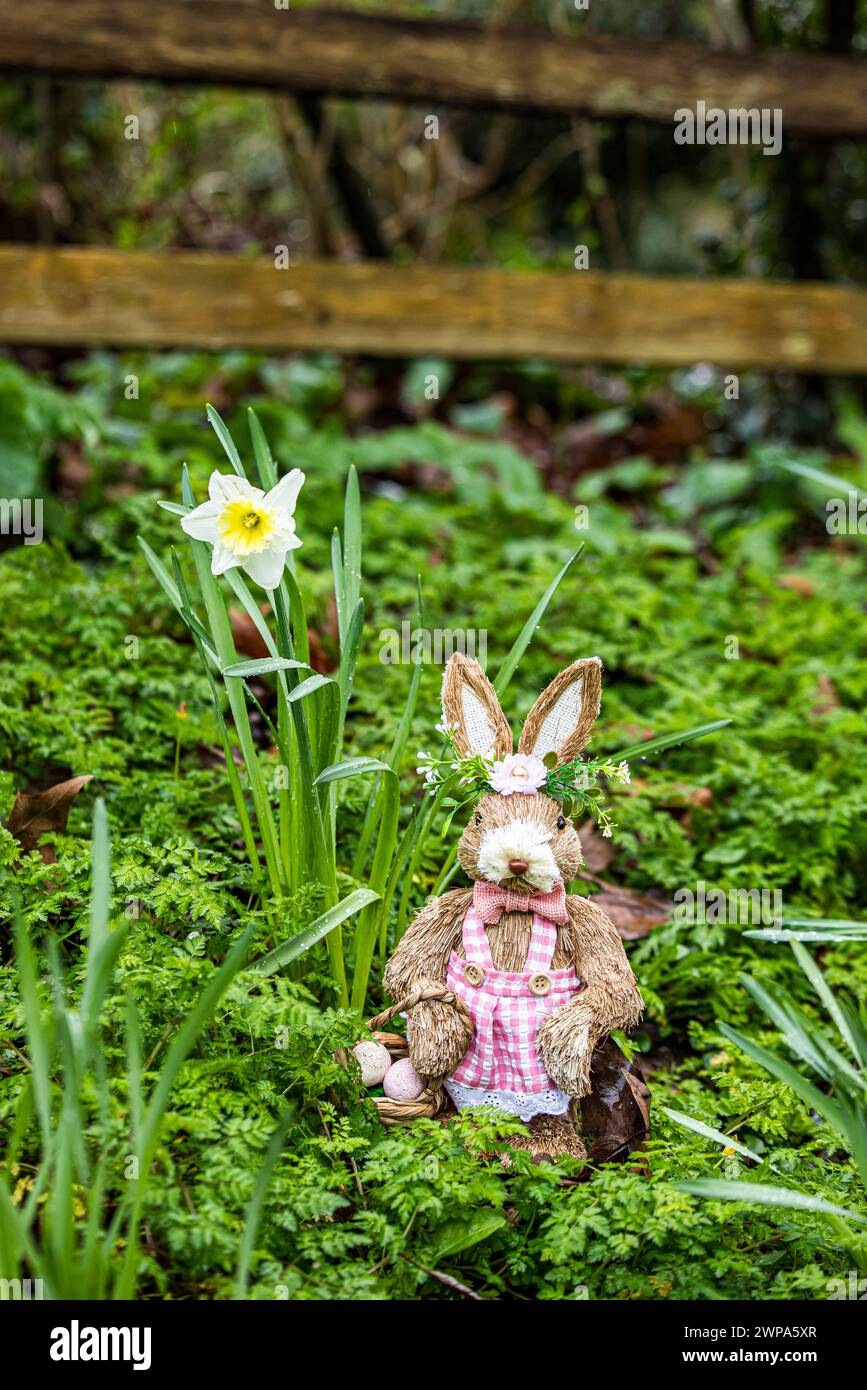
[{"x1": 382, "y1": 1058, "x2": 425, "y2": 1102}]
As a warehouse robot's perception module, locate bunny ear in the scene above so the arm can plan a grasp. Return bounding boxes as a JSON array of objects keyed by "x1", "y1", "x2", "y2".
[
  {"x1": 441, "y1": 654, "x2": 512, "y2": 761},
  {"x1": 517, "y1": 658, "x2": 602, "y2": 763}
]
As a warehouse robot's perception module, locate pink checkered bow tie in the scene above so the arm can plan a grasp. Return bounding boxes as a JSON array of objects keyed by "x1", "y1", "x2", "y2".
[{"x1": 473, "y1": 878, "x2": 568, "y2": 926}]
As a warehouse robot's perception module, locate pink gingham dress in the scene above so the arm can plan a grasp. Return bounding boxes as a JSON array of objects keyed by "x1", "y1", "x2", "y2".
[{"x1": 443, "y1": 898, "x2": 581, "y2": 1121}]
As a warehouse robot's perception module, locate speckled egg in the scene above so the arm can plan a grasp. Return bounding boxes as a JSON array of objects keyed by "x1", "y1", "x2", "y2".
[
  {"x1": 382, "y1": 1058, "x2": 425, "y2": 1102},
  {"x1": 352, "y1": 1040, "x2": 392, "y2": 1087}
]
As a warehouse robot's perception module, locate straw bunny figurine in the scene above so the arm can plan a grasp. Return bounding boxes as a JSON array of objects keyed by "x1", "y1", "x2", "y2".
[{"x1": 384, "y1": 653, "x2": 643, "y2": 1159}]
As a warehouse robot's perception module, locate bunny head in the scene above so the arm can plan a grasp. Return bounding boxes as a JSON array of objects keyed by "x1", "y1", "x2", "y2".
[{"x1": 442, "y1": 653, "x2": 602, "y2": 895}]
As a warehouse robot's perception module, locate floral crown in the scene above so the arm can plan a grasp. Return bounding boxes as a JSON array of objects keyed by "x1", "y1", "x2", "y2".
[
  {"x1": 416, "y1": 721, "x2": 629, "y2": 839},
  {"x1": 418, "y1": 651, "x2": 727, "y2": 843}
]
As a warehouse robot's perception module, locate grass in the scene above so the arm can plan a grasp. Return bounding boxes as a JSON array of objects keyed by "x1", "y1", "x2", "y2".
[
  {"x1": 671, "y1": 938, "x2": 867, "y2": 1262},
  {"x1": 0, "y1": 802, "x2": 254, "y2": 1297},
  {"x1": 0, "y1": 350, "x2": 866, "y2": 1299}
]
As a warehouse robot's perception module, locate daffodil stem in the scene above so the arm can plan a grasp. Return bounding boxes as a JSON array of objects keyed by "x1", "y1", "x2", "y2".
[
  {"x1": 174, "y1": 560, "x2": 264, "y2": 894},
  {"x1": 189, "y1": 541, "x2": 284, "y2": 900},
  {"x1": 350, "y1": 770, "x2": 398, "y2": 1011},
  {"x1": 272, "y1": 585, "x2": 346, "y2": 1007}
]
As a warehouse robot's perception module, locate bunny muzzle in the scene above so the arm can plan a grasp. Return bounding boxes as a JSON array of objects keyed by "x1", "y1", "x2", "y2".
[{"x1": 476, "y1": 814, "x2": 560, "y2": 893}]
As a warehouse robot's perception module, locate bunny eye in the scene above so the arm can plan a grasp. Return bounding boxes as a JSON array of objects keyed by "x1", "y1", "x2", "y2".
[
  {"x1": 556, "y1": 814, "x2": 566, "y2": 829},
  {"x1": 473, "y1": 812, "x2": 483, "y2": 826}
]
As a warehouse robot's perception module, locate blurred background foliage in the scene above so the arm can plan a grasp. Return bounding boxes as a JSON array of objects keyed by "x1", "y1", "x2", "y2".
[
  {"x1": 2, "y1": 0, "x2": 867, "y2": 449},
  {"x1": 1, "y1": 1, "x2": 866, "y2": 279}
]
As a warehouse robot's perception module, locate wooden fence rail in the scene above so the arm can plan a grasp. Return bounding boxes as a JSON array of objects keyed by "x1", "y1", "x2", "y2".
[
  {"x1": 0, "y1": 1, "x2": 866, "y2": 135},
  {"x1": 2, "y1": 246, "x2": 866, "y2": 372},
  {"x1": 0, "y1": 5, "x2": 865, "y2": 368}
]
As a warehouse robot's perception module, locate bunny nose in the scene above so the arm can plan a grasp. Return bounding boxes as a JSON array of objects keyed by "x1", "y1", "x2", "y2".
[{"x1": 508, "y1": 858, "x2": 530, "y2": 875}]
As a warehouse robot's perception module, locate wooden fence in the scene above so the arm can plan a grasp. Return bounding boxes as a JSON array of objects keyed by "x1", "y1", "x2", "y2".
[{"x1": 0, "y1": 2, "x2": 866, "y2": 371}]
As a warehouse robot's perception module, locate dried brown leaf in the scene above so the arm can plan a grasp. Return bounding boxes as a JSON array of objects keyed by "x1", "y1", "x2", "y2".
[
  {"x1": 590, "y1": 887, "x2": 673, "y2": 940},
  {"x1": 229, "y1": 607, "x2": 270, "y2": 660},
  {"x1": 811, "y1": 674, "x2": 839, "y2": 716},
  {"x1": 307, "y1": 626, "x2": 339, "y2": 674},
  {"x1": 779, "y1": 573, "x2": 815, "y2": 596},
  {"x1": 580, "y1": 1036, "x2": 651, "y2": 1166},
  {"x1": 577, "y1": 818, "x2": 616, "y2": 875},
  {"x1": 55, "y1": 439, "x2": 92, "y2": 497},
  {"x1": 5, "y1": 775, "x2": 93, "y2": 862},
  {"x1": 657, "y1": 781, "x2": 713, "y2": 808}
]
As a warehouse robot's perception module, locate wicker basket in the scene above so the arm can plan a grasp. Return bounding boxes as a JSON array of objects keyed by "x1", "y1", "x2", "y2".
[{"x1": 363, "y1": 985, "x2": 473, "y2": 1126}]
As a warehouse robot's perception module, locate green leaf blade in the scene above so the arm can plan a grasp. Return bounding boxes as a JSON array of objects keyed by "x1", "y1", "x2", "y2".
[
  {"x1": 661, "y1": 1107, "x2": 766, "y2": 1165},
  {"x1": 612, "y1": 719, "x2": 731, "y2": 764},
  {"x1": 222, "y1": 657, "x2": 311, "y2": 678},
  {"x1": 315, "y1": 757, "x2": 395, "y2": 787},
  {"x1": 206, "y1": 404, "x2": 247, "y2": 478},
  {"x1": 251, "y1": 889, "x2": 380, "y2": 977},
  {"x1": 676, "y1": 1179, "x2": 867, "y2": 1226},
  {"x1": 493, "y1": 548, "x2": 583, "y2": 696}
]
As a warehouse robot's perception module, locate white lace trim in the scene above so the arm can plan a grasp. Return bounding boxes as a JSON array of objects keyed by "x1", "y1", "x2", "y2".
[{"x1": 443, "y1": 1079, "x2": 572, "y2": 1122}]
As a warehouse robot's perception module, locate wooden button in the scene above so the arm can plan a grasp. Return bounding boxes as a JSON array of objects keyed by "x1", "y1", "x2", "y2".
[
  {"x1": 529, "y1": 973, "x2": 551, "y2": 996},
  {"x1": 464, "y1": 962, "x2": 485, "y2": 987}
]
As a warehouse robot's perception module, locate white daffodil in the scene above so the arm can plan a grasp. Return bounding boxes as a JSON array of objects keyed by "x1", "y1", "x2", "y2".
[{"x1": 180, "y1": 469, "x2": 305, "y2": 590}]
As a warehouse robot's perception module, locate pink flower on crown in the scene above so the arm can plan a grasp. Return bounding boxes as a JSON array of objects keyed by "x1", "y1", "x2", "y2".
[{"x1": 488, "y1": 752, "x2": 548, "y2": 796}]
